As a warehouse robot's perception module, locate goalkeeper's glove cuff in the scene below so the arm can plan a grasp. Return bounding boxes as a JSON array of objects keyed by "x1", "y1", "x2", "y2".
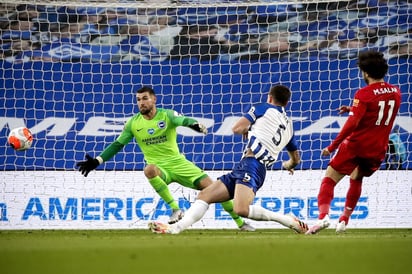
[
  {"x1": 189, "y1": 123, "x2": 208, "y2": 134},
  {"x1": 96, "y1": 156, "x2": 104, "y2": 165}
]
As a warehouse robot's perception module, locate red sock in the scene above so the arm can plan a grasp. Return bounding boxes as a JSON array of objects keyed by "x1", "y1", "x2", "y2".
[
  {"x1": 340, "y1": 178, "x2": 362, "y2": 225},
  {"x1": 317, "y1": 177, "x2": 336, "y2": 219}
]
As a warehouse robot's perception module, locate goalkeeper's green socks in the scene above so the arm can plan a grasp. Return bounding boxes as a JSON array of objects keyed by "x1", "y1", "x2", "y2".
[
  {"x1": 220, "y1": 200, "x2": 245, "y2": 228},
  {"x1": 148, "y1": 176, "x2": 179, "y2": 210},
  {"x1": 148, "y1": 177, "x2": 245, "y2": 228}
]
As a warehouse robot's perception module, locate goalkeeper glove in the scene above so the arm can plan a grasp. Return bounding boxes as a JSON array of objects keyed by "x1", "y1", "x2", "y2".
[
  {"x1": 189, "y1": 123, "x2": 208, "y2": 135},
  {"x1": 76, "y1": 154, "x2": 100, "y2": 177}
]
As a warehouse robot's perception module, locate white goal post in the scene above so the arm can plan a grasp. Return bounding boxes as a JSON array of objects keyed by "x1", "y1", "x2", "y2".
[{"x1": 1, "y1": 0, "x2": 411, "y2": 229}]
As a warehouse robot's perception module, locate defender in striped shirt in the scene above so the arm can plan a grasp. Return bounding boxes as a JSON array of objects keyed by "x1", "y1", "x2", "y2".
[{"x1": 149, "y1": 85, "x2": 307, "y2": 234}]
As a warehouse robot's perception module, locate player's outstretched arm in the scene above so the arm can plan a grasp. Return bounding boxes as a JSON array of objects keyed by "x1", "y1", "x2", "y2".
[
  {"x1": 76, "y1": 141, "x2": 125, "y2": 177},
  {"x1": 327, "y1": 114, "x2": 361, "y2": 153},
  {"x1": 232, "y1": 117, "x2": 251, "y2": 135}
]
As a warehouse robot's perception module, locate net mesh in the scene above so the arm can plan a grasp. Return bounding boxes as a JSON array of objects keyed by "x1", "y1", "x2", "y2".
[
  {"x1": 2, "y1": 0, "x2": 410, "y2": 171},
  {"x1": 0, "y1": 0, "x2": 411, "y2": 229}
]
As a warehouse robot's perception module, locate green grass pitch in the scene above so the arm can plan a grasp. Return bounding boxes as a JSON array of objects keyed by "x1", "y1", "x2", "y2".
[{"x1": 1, "y1": 229, "x2": 411, "y2": 274}]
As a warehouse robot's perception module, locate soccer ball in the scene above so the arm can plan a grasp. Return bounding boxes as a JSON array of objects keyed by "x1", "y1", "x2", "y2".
[{"x1": 8, "y1": 127, "x2": 33, "y2": 151}]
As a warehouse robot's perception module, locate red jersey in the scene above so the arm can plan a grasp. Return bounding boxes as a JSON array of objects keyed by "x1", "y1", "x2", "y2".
[{"x1": 328, "y1": 82, "x2": 401, "y2": 159}]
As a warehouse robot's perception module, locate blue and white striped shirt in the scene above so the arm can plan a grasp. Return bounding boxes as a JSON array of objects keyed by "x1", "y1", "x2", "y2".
[{"x1": 244, "y1": 103, "x2": 297, "y2": 167}]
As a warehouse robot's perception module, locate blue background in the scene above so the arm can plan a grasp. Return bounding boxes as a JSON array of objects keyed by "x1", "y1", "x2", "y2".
[{"x1": 2, "y1": 56, "x2": 411, "y2": 171}]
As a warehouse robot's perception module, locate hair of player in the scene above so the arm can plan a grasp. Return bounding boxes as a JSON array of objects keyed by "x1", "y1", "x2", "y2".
[
  {"x1": 270, "y1": 85, "x2": 291, "y2": 106},
  {"x1": 357, "y1": 50, "x2": 389, "y2": 80},
  {"x1": 137, "y1": 86, "x2": 156, "y2": 96}
]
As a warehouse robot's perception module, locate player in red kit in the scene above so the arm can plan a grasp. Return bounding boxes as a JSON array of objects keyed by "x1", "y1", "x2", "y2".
[{"x1": 306, "y1": 50, "x2": 401, "y2": 234}]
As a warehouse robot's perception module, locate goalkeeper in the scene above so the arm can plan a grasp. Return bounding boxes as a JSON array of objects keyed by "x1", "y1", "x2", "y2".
[{"x1": 77, "y1": 86, "x2": 254, "y2": 231}]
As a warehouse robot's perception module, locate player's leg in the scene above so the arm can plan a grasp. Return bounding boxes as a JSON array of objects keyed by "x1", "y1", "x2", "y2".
[
  {"x1": 336, "y1": 167, "x2": 363, "y2": 233},
  {"x1": 197, "y1": 176, "x2": 253, "y2": 230},
  {"x1": 318, "y1": 166, "x2": 345, "y2": 218},
  {"x1": 228, "y1": 157, "x2": 308, "y2": 233},
  {"x1": 144, "y1": 164, "x2": 182, "y2": 223},
  {"x1": 337, "y1": 158, "x2": 380, "y2": 233},
  {"x1": 306, "y1": 165, "x2": 345, "y2": 234},
  {"x1": 233, "y1": 184, "x2": 308, "y2": 233},
  {"x1": 173, "y1": 180, "x2": 231, "y2": 233},
  {"x1": 170, "y1": 158, "x2": 252, "y2": 230},
  {"x1": 149, "y1": 180, "x2": 231, "y2": 234},
  {"x1": 307, "y1": 144, "x2": 353, "y2": 234}
]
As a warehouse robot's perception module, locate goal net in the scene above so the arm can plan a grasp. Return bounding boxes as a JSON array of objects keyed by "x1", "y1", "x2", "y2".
[{"x1": 1, "y1": 0, "x2": 411, "y2": 230}]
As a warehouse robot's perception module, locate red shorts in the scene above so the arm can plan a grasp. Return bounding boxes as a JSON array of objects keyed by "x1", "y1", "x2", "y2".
[{"x1": 329, "y1": 140, "x2": 385, "y2": 177}]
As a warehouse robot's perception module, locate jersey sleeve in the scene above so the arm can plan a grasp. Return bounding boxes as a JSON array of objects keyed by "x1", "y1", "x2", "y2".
[
  {"x1": 328, "y1": 93, "x2": 366, "y2": 152},
  {"x1": 244, "y1": 103, "x2": 269, "y2": 123},
  {"x1": 98, "y1": 117, "x2": 134, "y2": 162},
  {"x1": 116, "y1": 117, "x2": 135, "y2": 145},
  {"x1": 285, "y1": 134, "x2": 298, "y2": 152},
  {"x1": 99, "y1": 141, "x2": 125, "y2": 162},
  {"x1": 166, "y1": 109, "x2": 198, "y2": 127}
]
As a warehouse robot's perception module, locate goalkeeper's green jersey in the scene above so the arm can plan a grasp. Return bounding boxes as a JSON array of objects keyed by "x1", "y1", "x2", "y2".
[{"x1": 115, "y1": 108, "x2": 198, "y2": 164}]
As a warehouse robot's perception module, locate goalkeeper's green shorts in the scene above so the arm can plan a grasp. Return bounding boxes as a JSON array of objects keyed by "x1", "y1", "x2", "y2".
[{"x1": 156, "y1": 157, "x2": 208, "y2": 189}]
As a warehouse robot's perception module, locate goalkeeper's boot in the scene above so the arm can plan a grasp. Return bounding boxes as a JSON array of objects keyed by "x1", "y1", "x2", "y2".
[
  {"x1": 239, "y1": 221, "x2": 256, "y2": 232},
  {"x1": 168, "y1": 209, "x2": 184, "y2": 224},
  {"x1": 286, "y1": 213, "x2": 309, "y2": 234},
  {"x1": 336, "y1": 220, "x2": 347, "y2": 234},
  {"x1": 148, "y1": 222, "x2": 179, "y2": 234},
  {"x1": 305, "y1": 215, "x2": 330, "y2": 235}
]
